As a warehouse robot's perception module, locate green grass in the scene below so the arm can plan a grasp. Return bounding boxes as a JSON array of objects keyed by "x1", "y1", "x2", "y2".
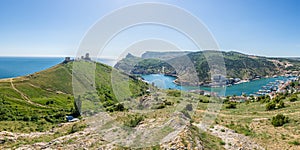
[
  {"x1": 214, "y1": 94, "x2": 300, "y2": 149},
  {"x1": 197, "y1": 127, "x2": 225, "y2": 150},
  {"x1": 288, "y1": 140, "x2": 300, "y2": 145},
  {"x1": 0, "y1": 61, "x2": 149, "y2": 133}
]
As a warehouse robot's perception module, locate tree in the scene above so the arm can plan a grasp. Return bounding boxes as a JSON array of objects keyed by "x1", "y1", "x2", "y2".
[{"x1": 73, "y1": 95, "x2": 82, "y2": 117}]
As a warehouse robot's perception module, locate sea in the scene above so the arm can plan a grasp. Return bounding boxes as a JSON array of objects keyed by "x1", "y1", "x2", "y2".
[
  {"x1": 0, "y1": 57, "x2": 116, "y2": 79},
  {"x1": 0, "y1": 57, "x2": 289, "y2": 96}
]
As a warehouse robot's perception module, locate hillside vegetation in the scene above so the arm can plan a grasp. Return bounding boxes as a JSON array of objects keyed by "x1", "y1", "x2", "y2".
[{"x1": 0, "y1": 61, "x2": 148, "y2": 133}]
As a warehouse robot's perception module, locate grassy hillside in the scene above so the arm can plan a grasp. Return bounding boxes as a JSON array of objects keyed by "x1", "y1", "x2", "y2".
[
  {"x1": 198, "y1": 51, "x2": 277, "y2": 80},
  {"x1": 0, "y1": 61, "x2": 148, "y2": 132},
  {"x1": 115, "y1": 51, "x2": 299, "y2": 83},
  {"x1": 213, "y1": 93, "x2": 300, "y2": 149}
]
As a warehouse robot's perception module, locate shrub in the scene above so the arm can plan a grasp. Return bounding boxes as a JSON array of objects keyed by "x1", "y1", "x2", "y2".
[
  {"x1": 271, "y1": 114, "x2": 289, "y2": 127},
  {"x1": 69, "y1": 123, "x2": 86, "y2": 133},
  {"x1": 289, "y1": 141, "x2": 300, "y2": 145},
  {"x1": 289, "y1": 97, "x2": 298, "y2": 102},
  {"x1": 261, "y1": 96, "x2": 270, "y2": 103},
  {"x1": 167, "y1": 90, "x2": 181, "y2": 97},
  {"x1": 164, "y1": 101, "x2": 173, "y2": 106},
  {"x1": 180, "y1": 110, "x2": 191, "y2": 119},
  {"x1": 31, "y1": 115, "x2": 39, "y2": 122},
  {"x1": 105, "y1": 107, "x2": 114, "y2": 112},
  {"x1": 152, "y1": 104, "x2": 165, "y2": 109},
  {"x1": 46, "y1": 100, "x2": 54, "y2": 105},
  {"x1": 102, "y1": 100, "x2": 115, "y2": 107},
  {"x1": 37, "y1": 126, "x2": 44, "y2": 132},
  {"x1": 277, "y1": 100, "x2": 285, "y2": 109},
  {"x1": 185, "y1": 104, "x2": 193, "y2": 111},
  {"x1": 44, "y1": 116, "x2": 54, "y2": 123},
  {"x1": 124, "y1": 114, "x2": 144, "y2": 127},
  {"x1": 265, "y1": 102, "x2": 276, "y2": 111},
  {"x1": 114, "y1": 103, "x2": 125, "y2": 111},
  {"x1": 54, "y1": 112, "x2": 65, "y2": 119},
  {"x1": 223, "y1": 98, "x2": 229, "y2": 103},
  {"x1": 23, "y1": 116, "x2": 30, "y2": 121},
  {"x1": 225, "y1": 102, "x2": 237, "y2": 109},
  {"x1": 200, "y1": 99, "x2": 209, "y2": 103}
]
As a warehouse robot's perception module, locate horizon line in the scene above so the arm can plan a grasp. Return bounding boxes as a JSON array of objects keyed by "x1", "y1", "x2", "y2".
[{"x1": 0, "y1": 50, "x2": 299, "y2": 59}]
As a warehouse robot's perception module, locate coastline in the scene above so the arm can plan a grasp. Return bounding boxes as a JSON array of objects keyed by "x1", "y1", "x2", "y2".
[{"x1": 141, "y1": 74, "x2": 297, "y2": 97}]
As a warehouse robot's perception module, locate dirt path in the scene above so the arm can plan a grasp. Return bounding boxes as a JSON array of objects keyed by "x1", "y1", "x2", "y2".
[{"x1": 10, "y1": 78, "x2": 46, "y2": 108}]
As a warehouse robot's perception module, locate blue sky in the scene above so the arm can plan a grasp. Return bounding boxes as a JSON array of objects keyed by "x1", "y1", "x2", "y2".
[{"x1": 0, "y1": 0, "x2": 299, "y2": 57}]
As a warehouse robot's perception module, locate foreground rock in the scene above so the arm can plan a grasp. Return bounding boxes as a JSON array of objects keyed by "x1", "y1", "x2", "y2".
[{"x1": 2, "y1": 113, "x2": 205, "y2": 149}]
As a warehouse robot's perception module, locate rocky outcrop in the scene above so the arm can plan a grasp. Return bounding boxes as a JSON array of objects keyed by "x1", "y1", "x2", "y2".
[
  {"x1": 195, "y1": 123, "x2": 264, "y2": 150},
  {"x1": 161, "y1": 125, "x2": 204, "y2": 150}
]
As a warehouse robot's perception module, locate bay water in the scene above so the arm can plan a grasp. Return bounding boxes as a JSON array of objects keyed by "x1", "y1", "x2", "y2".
[{"x1": 142, "y1": 74, "x2": 288, "y2": 96}]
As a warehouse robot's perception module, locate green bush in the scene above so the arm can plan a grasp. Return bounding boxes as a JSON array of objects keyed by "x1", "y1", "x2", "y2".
[
  {"x1": 271, "y1": 114, "x2": 289, "y2": 127},
  {"x1": 164, "y1": 101, "x2": 173, "y2": 106},
  {"x1": 289, "y1": 141, "x2": 300, "y2": 145},
  {"x1": 167, "y1": 90, "x2": 181, "y2": 97},
  {"x1": 289, "y1": 97, "x2": 298, "y2": 102},
  {"x1": 69, "y1": 123, "x2": 86, "y2": 133},
  {"x1": 114, "y1": 103, "x2": 125, "y2": 111},
  {"x1": 152, "y1": 103, "x2": 165, "y2": 109},
  {"x1": 180, "y1": 110, "x2": 191, "y2": 119},
  {"x1": 185, "y1": 104, "x2": 193, "y2": 111},
  {"x1": 277, "y1": 100, "x2": 285, "y2": 109},
  {"x1": 124, "y1": 114, "x2": 144, "y2": 127},
  {"x1": 23, "y1": 116, "x2": 30, "y2": 121},
  {"x1": 37, "y1": 125, "x2": 44, "y2": 132},
  {"x1": 225, "y1": 102, "x2": 237, "y2": 109},
  {"x1": 44, "y1": 116, "x2": 54, "y2": 123},
  {"x1": 266, "y1": 102, "x2": 276, "y2": 111},
  {"x1": 31, "y1": 115, "x2": 39, "y2": 122}
]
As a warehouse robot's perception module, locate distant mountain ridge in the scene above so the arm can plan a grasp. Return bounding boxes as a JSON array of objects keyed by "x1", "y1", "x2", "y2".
[
  {"x1": 141, "y1": 51, "x2": 191, "y2": 60},
  {"x1": 115, "y1": 50, "x2": 300, "y2": 85}
]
